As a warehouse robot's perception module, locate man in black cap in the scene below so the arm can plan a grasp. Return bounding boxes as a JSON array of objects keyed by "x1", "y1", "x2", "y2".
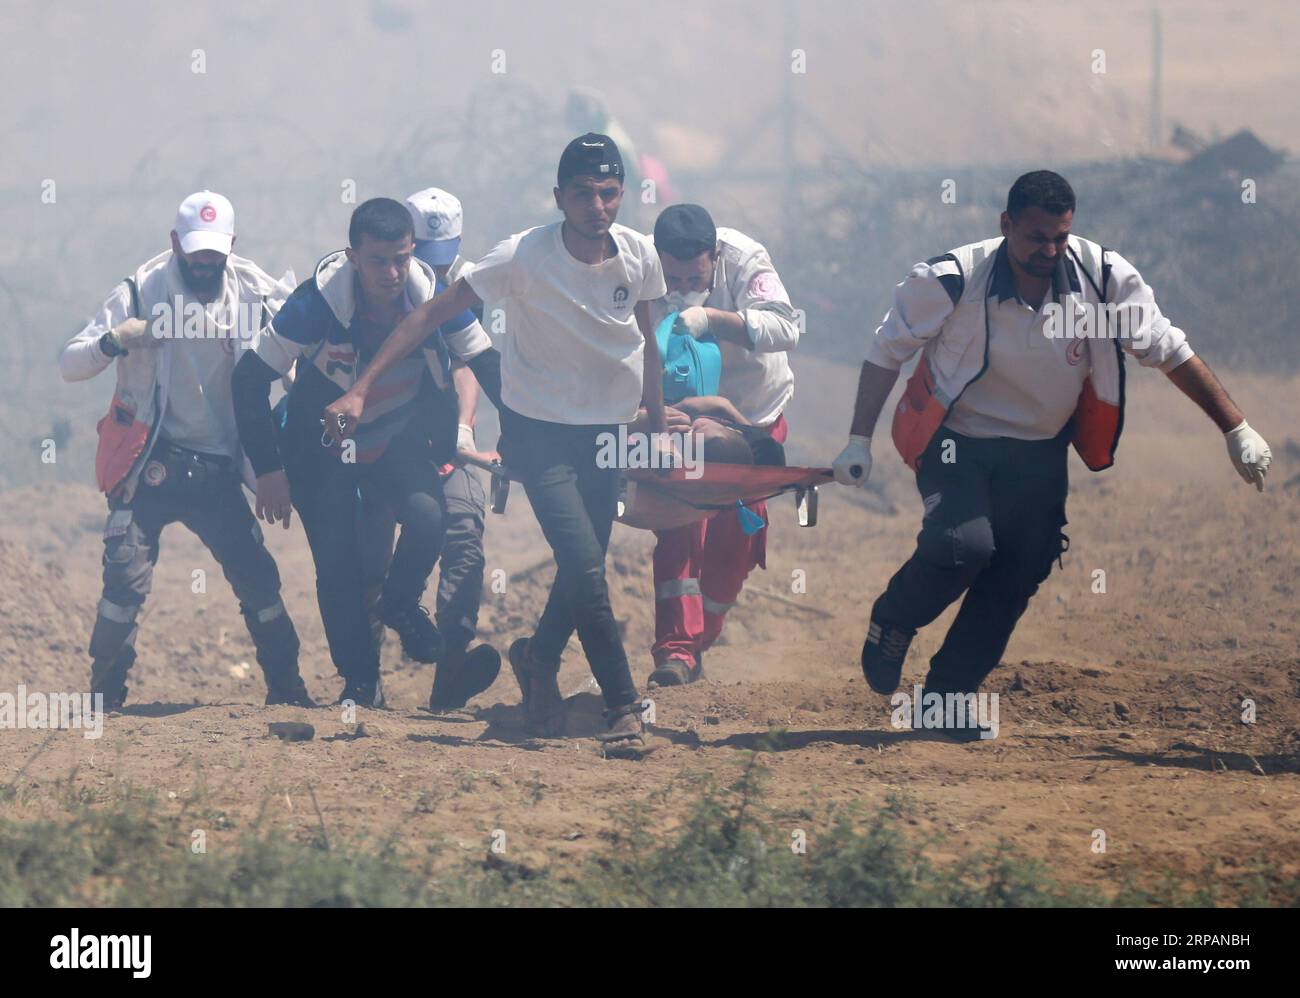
[
  {"x1": 324, "y1": 134, "x2": 670, "y2": 754},
  {"x1": 643, "y1": 204, "x2": 800, "y2": 686}
]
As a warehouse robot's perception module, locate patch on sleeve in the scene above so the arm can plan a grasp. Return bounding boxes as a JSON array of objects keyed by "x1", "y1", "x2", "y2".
[
  {"x1": 746, "y1": 271, "x2": 785, "y2": 302},
  {"x1": 104, "y1": 509, "x2": 134, "y2": 539}
]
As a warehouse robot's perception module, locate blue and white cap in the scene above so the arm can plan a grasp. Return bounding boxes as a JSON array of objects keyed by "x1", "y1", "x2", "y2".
[{"x1": 405, "y1": 187, "x2": 463, "y2": 267}]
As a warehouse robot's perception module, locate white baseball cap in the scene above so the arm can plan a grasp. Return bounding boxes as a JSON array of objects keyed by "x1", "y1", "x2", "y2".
[
  {"x1": 405, "y1": 187, "x2": 462, "y2": 266},
  {"x1": 175, "y1": 190, "x2": 235, "y2": 255}
]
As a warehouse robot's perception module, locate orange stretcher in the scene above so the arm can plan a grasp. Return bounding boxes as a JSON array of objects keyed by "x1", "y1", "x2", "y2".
[{"x1": 459, "y1": 454, "x2": 831, "y2": 530}]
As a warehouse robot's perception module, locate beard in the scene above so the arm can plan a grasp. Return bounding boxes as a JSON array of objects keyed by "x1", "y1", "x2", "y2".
[{"x1": 178, "y1": 255, "x2": 226, "y2": 295}]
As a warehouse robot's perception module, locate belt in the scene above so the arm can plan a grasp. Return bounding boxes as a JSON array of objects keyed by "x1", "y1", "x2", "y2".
[{"x1": 144, "y1": 440, "x2": 234, "y2": 487}]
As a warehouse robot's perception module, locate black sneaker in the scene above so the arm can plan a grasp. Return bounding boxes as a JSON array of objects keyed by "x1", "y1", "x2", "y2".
[
  {"x1": 861, "y1": 619, "x2": 914, "y2": 694},
  {"x1": 336, "y1": 676, "x2": 386, "y2": 710},
  {"x1": 429, "y1": 644, "x2": 502, "y2": 711},
  {"x1": 379, "y1": 601, "x2": 443, "y2": 663}
]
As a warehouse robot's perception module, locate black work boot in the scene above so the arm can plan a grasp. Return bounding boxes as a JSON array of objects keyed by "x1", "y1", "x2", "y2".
[
  {"x1": 90, "y1": 646, "x2": 135, "y2": 712},
  {"x1": 861, "y1": 618, "x2": 915, "y2": 694},
  {"x1": 378, "y1": 600, "x2": 443, "y2": 664},
  {"x1": 648, "y1": 654, "x2": 703, "y2": 688},
  {"x1": 337, "y1": 674, "x2": 386, "y2": 710},
  {"x1": 244, "y1": 604, "x2": 314, "y2": 707},
  {"x1": 429, "y1": 643, "x2": 501, "y2": 711}
]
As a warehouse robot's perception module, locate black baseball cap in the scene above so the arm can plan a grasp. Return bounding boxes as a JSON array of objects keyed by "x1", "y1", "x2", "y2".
[
  {"x1": 654, "y1": 203, "x2": 717, "y2": 259},
  {"x1": 557, "y1": 133, "x2": 624, "y2": 186}
]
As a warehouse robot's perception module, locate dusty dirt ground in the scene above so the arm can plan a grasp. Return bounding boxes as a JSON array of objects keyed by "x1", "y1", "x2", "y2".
[{"x1": 2, "y1": 358, "x2": 1298, "y2": 899}]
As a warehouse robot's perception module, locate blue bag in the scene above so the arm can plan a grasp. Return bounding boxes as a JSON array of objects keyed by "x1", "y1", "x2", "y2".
[{"x1": 654, "y1": 311, "x2": 722, "y2": 403}]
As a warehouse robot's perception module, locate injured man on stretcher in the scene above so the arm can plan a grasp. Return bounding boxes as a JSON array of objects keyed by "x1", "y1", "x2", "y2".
[
  {"x1": 628, "y1": 395, "x2": 787, "y2": 468},
  {"x1": 616, "y1": 394, "x2": 789, "y2": 532}
]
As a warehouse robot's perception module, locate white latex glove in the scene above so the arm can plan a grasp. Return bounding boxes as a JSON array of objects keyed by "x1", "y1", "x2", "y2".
[
  {"x1": 672, "y1": 306, "x2": 710, "y2": 340},
  {"x1": 1224, "y1": 420, "x2": 1271, "y2": 492},
  {"x1": 456, "y1": 422, "x2": 475, "y2": 453},
  {"x1": 832, "y1": 434, "x2": 872, "y2": 487},
  {"x1": 111, "y1": 317, "x2": 161, "y2": 351}
]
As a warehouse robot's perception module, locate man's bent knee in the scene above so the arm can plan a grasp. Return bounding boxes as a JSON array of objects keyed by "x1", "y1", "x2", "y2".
[{"x1": 916, "y1": 516, "x2": 995, "y2": 570}]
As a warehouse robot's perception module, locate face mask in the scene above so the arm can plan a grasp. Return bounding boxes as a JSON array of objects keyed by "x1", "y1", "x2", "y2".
[{"x1": 665, "y1": 289, "x2": 708, "y2": 311}]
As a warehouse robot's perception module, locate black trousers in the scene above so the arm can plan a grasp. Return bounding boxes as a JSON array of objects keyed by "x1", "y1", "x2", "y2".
[
  {"x1": 288, "y1": 425, "x2": 445, "y2": 685},
  {"x1": 499, "y1": 406, "x2": 637, "y2": 709},
  {"x1": 359, "y1": 464, "x2": 487, "y2": 655},
  {"x1": 90, "y1": 442, "x2": 299, "y2": 689},
  {"x1": 872, "y1": 426, "x2": 1071, "y2": 694}
]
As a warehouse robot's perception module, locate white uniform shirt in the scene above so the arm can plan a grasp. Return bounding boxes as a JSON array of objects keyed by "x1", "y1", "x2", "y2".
[
  {"x1": 868, "y1": 242, "x2": 1194, "y2": 440},
  {"x1": 464, "y1": 222, "x2": 666, "y2": 426},
  {"x1": 649, "y1": 226, "x2": 798, "y2": 427}
]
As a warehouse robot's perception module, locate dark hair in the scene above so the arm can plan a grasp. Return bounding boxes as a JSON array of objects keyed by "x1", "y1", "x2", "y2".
[
  {"x1": 658, "y1": 236, "x2": 714, "y2": 261},
  {"x1": 349, "y1": 197, "x2": 414, "y2": 248},
  {"x1": 1006, "y1": 171, "x2": 1076, "y2": 219}
]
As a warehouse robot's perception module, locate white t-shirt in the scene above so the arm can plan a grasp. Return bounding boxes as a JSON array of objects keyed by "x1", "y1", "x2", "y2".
[
  {"x1": 464, "y1": 221, "x2": 666, "y2": 425},
  {"x1": 160, "y1": 337, "x2": 241, "y2": 457}
]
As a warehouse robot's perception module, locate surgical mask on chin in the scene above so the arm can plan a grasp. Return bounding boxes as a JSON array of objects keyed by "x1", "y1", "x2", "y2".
[{"x1": 664, "y1": 289, "x2": 708, "y2": 311}]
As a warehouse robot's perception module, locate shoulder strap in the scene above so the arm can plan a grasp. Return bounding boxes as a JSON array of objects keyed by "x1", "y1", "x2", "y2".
[
  {"x1": 925, "y1": 252, "x2": 965, "y2": 307},
  {"x1": 1069, "y1": 245, "x2": 1111, "y2": 302},
  {"x1": 123, "y1": 276, "x2": 140, "y2": 319}
]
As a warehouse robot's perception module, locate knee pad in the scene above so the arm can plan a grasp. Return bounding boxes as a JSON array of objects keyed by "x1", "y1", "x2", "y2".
[{"x1": 916, "y1": 516, "x2": 995, "y2": 571}]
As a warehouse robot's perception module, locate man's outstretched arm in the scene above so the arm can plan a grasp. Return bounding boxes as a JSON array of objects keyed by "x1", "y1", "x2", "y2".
[
  {"x1": 1165, "y1": 355, "x2": 1271, "y2": 491},
  {"x1": 325, "y1": 278, "x2": 483, "y2": 438}
]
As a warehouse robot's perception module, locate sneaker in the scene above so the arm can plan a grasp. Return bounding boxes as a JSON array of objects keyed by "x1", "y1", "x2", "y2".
[
  {"x1": 508, "y1": 638, "x2": 565, "y2": 737},
  {"x1": 648, "y1": 656, "x2": 702, "y2": 687},
  {"x1": 429, "y1": 644, "x2": 502, "y2": 711},
  {"x1": 861, "y1": 619, "x2": 914, "y2": 694},
  {"x1": 596, "y1": 700, "x2": 647, "y2": 756},
  {"x1": 336, "y1": 676, "x2": 386, "y2": 710},
  {"x1": 379, "y1": 601, "x2": 443, "y2": 664}
]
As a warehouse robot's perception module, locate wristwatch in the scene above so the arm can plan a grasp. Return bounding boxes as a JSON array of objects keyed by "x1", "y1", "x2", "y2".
[{"x1": 99, "y1": 329, "x2": 126, "y2": 357}]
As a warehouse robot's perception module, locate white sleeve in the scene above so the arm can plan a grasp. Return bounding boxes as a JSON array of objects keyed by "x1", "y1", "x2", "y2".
[
  {"x1": 60, "y1": 281, "x2": 133, "y2": 382},
  {"x1": 732, "y1": 245, "x2": 799, "y2": 353},
  {"x1": 864, "y1": 261, "x2": 959, "y2": 370},
  {"x1": 443, "y1": 316, "x2": 492, "y2": 361},
  {"x1": 1105, "y1": 250, "x2": 1195, "y2": 372},
  {"x1": 248, "y1": 317, "x2": 311, "y2": 377},
  {"x1": 462, "y1": 235, "x2": 519, "y2": 304}
]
